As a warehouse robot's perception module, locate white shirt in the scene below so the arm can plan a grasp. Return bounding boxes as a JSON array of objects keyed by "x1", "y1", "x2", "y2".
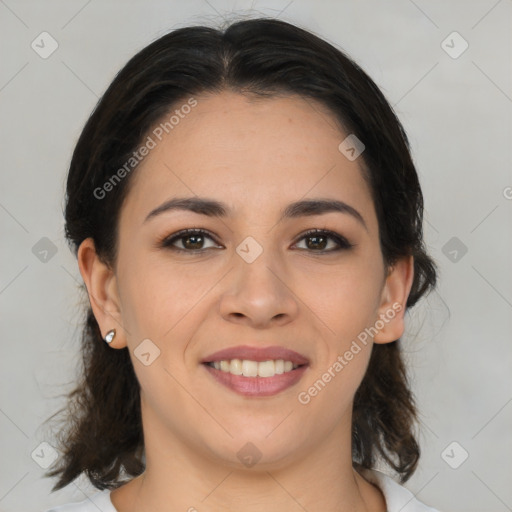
[{"x1": 44, "y1": 468, "x2": 442, "y2": 512}]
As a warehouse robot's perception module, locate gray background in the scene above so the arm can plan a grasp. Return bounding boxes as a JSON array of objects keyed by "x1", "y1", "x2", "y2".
[{"x1": 1, "y1": 1, "x2": 511, "y2": 511}]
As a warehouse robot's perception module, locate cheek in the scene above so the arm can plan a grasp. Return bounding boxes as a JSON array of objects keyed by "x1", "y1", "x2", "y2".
[
  {"x1": 297, "y1": 336, "x2": 372, "y2": 435},
  {"x1": 296, "y1": 258, "x2": 384, "y2": 342},
  {"x1": 116, "y1": 250, "x2": 218, "y2": 346},
  {"x1": 115, "y1": 257, "x2": 205, "y2": 400},
  {"x1": 304, "y1": 255, "x2": 383, "y2": 408}
]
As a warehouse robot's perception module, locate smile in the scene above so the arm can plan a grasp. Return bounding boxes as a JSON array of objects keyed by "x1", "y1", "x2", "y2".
[
  {"x1": 202, "y1": 361, "x2": 309, "y2": 397},
  {"x1": 206, "y1": 359, "x2": 300, "y2": 377}
]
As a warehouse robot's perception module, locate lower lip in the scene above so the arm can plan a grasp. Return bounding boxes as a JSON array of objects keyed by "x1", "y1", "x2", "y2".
[{"x1": 202, "y1": 363, "x2": 308, "y2": 397}]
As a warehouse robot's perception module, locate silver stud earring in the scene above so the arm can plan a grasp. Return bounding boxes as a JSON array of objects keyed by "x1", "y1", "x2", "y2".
[{"x1": 105, "y1": 329, "x2": 116, "y2": 344}]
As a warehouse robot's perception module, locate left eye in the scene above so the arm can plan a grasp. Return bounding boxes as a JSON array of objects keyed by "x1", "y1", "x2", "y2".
[
  {"x1": 293, "y1": 229, "x2": 353, "y2": 252},
  {"x1": 160, "y1": 228, "x2": 353, "y2": 253}
]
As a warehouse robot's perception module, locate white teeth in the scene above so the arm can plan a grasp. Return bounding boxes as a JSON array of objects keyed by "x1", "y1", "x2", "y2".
[
  {"x1": 241, "y1": 359, "x2": 258, "y2": 377},
  {"x1": 230, "y1": 358, "x2": 243, "y2": 375},
  {"x1": 257, "y1": 360, "x2": 275, "y2": 377},
  {"x1": 208, "y1": 359, "x2": 301, "y2": 378}
]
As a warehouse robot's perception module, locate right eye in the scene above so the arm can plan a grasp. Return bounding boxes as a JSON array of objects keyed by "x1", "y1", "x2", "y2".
[{"x1": 159, "y1": 228, "x2": 222, "y2": 253}]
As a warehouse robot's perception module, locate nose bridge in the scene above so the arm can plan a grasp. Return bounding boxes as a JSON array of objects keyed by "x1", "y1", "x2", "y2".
[
  {"x1": 234, "y1": 232, "x2": 286, "y2": 296},
  {"x1": 219, "y1": 230, "x2": 298, "y2": 325}
]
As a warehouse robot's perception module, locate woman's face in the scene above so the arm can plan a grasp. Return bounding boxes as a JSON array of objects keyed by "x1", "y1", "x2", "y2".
[{"x1": 81, "y1": 90, "x2": 412, "y2": 470}]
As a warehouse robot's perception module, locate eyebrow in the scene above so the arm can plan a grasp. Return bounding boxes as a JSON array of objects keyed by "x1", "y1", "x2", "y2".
[{"x1": 144, "y1": 196, "x2": 368, "y2": 230}]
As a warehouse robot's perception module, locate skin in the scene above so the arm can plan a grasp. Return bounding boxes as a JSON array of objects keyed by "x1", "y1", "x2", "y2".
[{"x1": 78, "y1": 90, "x2": 414, "y2": 512}]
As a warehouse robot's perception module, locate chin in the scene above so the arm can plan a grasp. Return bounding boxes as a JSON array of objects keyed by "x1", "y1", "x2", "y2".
[{"x1": 204, "y1": 428, "x2": 307, "y2": 472}]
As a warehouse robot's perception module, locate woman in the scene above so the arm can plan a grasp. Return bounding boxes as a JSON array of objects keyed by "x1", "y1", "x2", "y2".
[{"x1": 43, "y1": 17, "x2": 441, "y2": 512}]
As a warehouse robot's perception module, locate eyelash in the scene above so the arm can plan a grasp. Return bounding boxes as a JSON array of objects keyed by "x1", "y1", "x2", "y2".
[{"x1": 159, "y1": 228, "x2": 354, "y2": 254}]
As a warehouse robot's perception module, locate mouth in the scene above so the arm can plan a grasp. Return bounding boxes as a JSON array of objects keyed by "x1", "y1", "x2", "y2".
[
  {"x1": 200, "y1": 345, "x2": 310, "y2": 397},
  {"x1": 204, "y1": 358, "x2": 304, "y2": 377}
]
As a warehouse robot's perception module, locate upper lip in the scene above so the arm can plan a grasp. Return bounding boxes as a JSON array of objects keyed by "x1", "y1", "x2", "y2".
[{"x1": 201, "y1": 345, "x2": 309, "y2": 365}]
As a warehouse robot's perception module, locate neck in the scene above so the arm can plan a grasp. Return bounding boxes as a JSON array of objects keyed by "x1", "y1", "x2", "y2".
[
  {"x1": 111, "y1": 432, "x2": 386, "y2": 512},
  {"x1": 110, "y1": 402, "x2": 385, "y2": 512}
]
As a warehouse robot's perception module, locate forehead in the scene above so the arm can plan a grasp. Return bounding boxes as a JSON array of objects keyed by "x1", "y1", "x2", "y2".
[{"x1": 121, "y1": 90, "x2": 376, "y2": 229}]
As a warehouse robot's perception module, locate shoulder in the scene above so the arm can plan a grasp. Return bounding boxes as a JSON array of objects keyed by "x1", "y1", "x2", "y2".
[
  {"x1": 43, "y1": 489, "x2": 116, "y2": 512},
  {"x1": 359, "y1": 468, "x2": 443, "y2": 512}
]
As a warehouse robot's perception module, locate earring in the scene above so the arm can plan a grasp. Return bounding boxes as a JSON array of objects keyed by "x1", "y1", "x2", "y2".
[{"x1": 105, "y1": 329, "x2": 116, "y2": 344}]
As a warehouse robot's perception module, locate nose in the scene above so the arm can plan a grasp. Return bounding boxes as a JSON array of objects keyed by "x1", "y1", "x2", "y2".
[{"x1": 218, "y1": 247, "x2": 299, "y2": 329}]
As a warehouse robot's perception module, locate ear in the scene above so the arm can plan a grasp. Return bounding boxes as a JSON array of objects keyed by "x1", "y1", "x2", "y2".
[
  {"x1": 77, "y1": 238, "x2": 127, "y2": 349},
  {"x1": 373, "y1": 255, "x2": 414, "y2": 344}
]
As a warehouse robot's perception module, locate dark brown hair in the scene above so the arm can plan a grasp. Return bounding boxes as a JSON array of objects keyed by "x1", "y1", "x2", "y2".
[{"x1": 43, "y1": 16, "x2": 437, "y2": 491}]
